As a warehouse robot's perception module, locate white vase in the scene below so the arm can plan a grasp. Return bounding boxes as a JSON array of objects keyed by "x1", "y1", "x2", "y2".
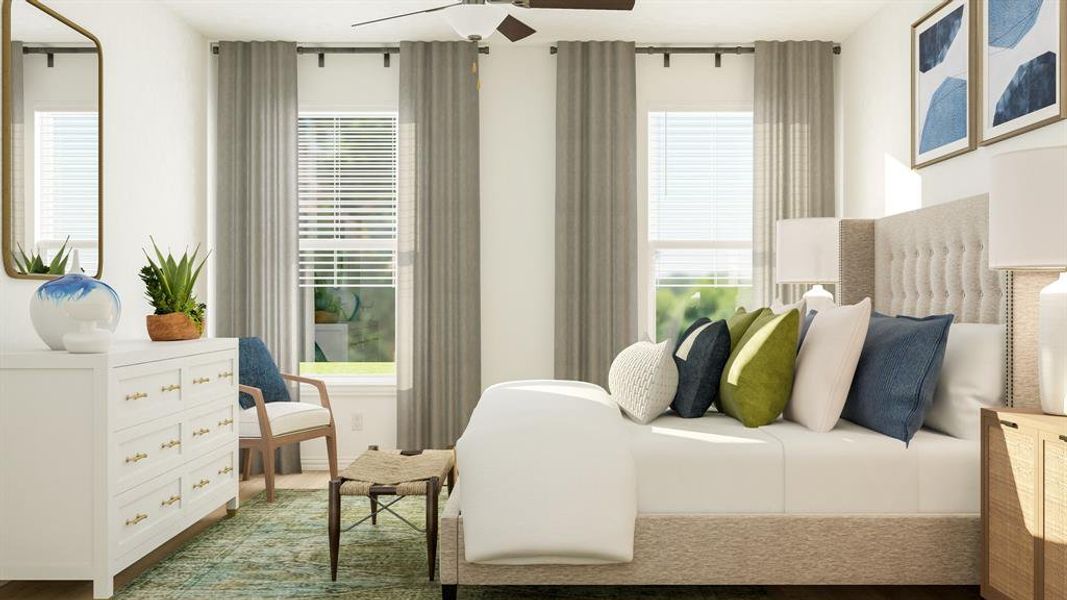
[
  {"x1": 62, "y1": 300, "x2": 114, "y2": 353},
  {"x1": 30, "y1": 269, "x2": 121, "y2": 351}
]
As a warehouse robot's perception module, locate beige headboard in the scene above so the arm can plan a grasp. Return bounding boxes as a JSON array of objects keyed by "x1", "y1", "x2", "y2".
[{"x1": 837, "y1": 195, "x2": 1042, "y2": 408}]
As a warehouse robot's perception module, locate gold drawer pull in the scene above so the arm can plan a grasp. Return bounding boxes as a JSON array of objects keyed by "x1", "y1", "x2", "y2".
[
  {"x1": 217, "y1": 418, "x2": 234, "y2": 427},
  {"x1": 218, "y1": 465, "x2": 233, "y2": 475},
  {"x1": 193, "y1": 377, "x2": 212, "y2": 385},
  {"x1": 161, "y1": 495, "x2": 181, "y2": 507},
  {"x1": 218, "y1": 371, "x2": 234, "y2": 378},
  {"x1": 192, "y1": 479, "x2": 211, "y2": 489},
  {"x1": 125, "y1": 452, "x2": 149, "y2": 464},
  {"x1": 192, "y1": 427, "x2": 211, "y2": 437},
  {"x1": 125, "y1": 513, "x2": 148, "y2": 526},
  {"x1": 161, "y1": 384, "x2": 181, "y2": 392},
  {"x1": 160, "y1": 439, "x2": 181, "y2": 450},
  {"x1": 125, "y1": 391, "x2": 148, "y2": 401},
  {"x1": 999, "y1": 419, "x2": 1019, "y2": 429}
]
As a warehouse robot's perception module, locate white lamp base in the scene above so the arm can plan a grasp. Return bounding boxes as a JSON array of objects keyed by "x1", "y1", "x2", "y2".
[
  {"x1": 802, "y1": 284, "x2": 836, "y2": 314},
  {"x1": 1040, "y1": 272, "x2": 1067, "y2": 415}
]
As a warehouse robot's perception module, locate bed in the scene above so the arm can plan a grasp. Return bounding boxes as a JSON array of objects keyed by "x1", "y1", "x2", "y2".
[{"x1": 439, "y1": 195, "x2": 1011, "y2": 597}]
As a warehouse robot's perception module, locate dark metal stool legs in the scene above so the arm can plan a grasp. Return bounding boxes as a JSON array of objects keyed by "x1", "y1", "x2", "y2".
[
  {"x1": 328, "y1": 479, "x2": 341, "y2": 581},
  {"x1": 426, "y1": 476, "x2": 440, "y2": 580}
]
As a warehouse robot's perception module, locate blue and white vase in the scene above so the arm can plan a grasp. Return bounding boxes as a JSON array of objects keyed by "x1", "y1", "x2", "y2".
[{"x1": 30, "y1": 254, "x2": 120, "y2": 351}]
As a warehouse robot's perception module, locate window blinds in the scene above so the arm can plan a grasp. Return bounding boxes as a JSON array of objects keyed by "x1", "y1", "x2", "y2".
[
  {"x1": 297, "y1": 112, "x2": 398, "y2": 288},
  {"x1": 35, "y1": 111, "x2": 98, "y2": 272},
  {"x1": 648, "y1": 111, "x2": 753, "y2": 288}
]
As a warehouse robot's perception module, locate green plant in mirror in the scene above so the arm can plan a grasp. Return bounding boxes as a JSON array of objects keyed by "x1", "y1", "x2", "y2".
[
  {"x1": 139, "y1": 238, "x2": 210, "y2": 333},
  {"x1": 11, "y1": 236, "x2": 73, "y2": 275}
]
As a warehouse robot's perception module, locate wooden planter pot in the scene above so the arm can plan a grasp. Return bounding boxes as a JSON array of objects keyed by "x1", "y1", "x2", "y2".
[{"x1": 146, "y1": 313, "x2": 202, "y2": 341}]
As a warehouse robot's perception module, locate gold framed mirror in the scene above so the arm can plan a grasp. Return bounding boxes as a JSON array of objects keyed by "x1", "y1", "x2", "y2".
[{"x1": 2, "y1": 0, "x2": 101, "y2": 279}]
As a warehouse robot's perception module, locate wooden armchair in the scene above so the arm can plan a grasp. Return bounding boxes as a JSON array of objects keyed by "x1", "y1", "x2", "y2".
[{"x1": 239, "y1": 373, "x2": 338, "y2": 502}]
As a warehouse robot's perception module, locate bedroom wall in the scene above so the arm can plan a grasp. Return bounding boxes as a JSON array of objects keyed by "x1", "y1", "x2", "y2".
[
  {"x1": 0, "y1": 1, "x2": 208, "y2": 350},
  {"x1": 840, "y1": 0, "x2": 1067, "y2": 218}
]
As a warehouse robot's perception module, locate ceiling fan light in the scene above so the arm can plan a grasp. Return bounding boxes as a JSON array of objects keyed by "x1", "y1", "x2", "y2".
[{"x1": 442, "y1": 4, "x2": 506, "y2": 40}]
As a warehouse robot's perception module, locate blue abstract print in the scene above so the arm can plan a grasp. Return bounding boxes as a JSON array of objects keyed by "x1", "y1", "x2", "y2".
[
  {"x1": 920, "y1": 77, "x2": 968, "y2": 153},
  {"x1": 988, "y1": 0, "x2": 1043, "y2": 48},
  {"x1": 994, "y1": 51, "x2": 1058, "y2": 125},
  {"x1": 920, "y1": 5, "x2": 964, "y2": 72}
]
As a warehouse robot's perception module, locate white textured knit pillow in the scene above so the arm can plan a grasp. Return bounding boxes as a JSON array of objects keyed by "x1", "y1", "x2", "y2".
[
  {"x1": 784, "y1": 298, "x2": 871, "y2": 432},
  {"x1": 608, "y1": 340, "x2": 678, "y2": 424}
]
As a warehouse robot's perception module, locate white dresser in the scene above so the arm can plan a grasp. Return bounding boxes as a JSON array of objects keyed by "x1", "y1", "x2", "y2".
[{"x1": 0, "y1": 338, "x2": 239, "y2": 599}]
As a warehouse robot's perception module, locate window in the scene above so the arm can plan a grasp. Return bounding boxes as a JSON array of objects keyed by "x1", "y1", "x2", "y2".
[
  {"x1": 35, "y1": 111, "x2": 98, "y2": 273},
  {"x1": 648, "y1": 111, "x2": 754, "y2": 340},
  {"x1": 297, "y1": 112, "x2": 398, "y2": 378}
]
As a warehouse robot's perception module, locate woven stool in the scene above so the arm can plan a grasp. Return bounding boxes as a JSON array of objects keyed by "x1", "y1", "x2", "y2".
[{"x1": 328, "y1": 445, "x2": 456, "y2": 581}]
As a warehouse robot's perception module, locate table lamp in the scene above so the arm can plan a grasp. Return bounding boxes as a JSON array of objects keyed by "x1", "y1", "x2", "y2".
[
  {"x1": 989, "y1": 145, "x2": 1067, "y2": 415},
  {"x1": 775, "y1": 217, "x2": 839, "y2": 313}
]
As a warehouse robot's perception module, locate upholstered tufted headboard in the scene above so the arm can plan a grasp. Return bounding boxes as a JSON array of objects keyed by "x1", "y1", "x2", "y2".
[{"x1": 838, "y1": 195, "x2": 1005, "y2": 324}]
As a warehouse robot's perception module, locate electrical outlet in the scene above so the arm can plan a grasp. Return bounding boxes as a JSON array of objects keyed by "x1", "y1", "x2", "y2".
[{"x1": 350, "y1": 413, "x2": 364, "y2": 432}]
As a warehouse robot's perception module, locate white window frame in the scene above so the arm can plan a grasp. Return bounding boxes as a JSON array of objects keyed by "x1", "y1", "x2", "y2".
[{"x1": 642, "y1": 108, "x2": 755, "y2": 338}]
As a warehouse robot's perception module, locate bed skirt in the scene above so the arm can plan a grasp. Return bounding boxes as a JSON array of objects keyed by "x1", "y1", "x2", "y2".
[{"x1": 439, "y1": 487, "x2": 979, "y2": 587}]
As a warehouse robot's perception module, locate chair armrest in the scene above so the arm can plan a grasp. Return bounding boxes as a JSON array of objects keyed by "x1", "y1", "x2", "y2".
[
  {"x1": 280, "y1": 373, "x2": 334, "y2": 414},
  {"x1": 238, "y1": 384, "x2": 274, "y2": 439}
]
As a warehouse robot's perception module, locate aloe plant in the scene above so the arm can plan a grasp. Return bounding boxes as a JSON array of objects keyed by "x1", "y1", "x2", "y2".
[
  {"x1": 139, "y1": 238, "x2": 210, "y2": 332},
  {"x1": 11, "y1": 237, "x2": 72, "y2": 275}
]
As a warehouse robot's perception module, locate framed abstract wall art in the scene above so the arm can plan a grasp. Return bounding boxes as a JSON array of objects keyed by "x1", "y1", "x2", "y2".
[
  {"x1": 912, "y1": 0, "x2": 978, "y2": 168},
  {"x1": 979, "y1": 0, "x2": 1066, "y2": 145}
]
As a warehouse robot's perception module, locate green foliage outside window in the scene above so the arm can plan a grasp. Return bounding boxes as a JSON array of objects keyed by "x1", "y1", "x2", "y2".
[{"x1": 655, "y1": 284, "x2": 752, "y2": 342}]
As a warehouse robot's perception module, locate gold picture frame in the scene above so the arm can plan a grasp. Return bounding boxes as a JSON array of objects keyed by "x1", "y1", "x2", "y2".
[
  {"x1": 977, "y1": 0, "x2": 1067, "y2": 146},
  {"x1": 1, "y1": 0, "x2": 103, "y2": 280},
  {"x1": 911, "y1": 0, "x2": 978, "y2": 169}
]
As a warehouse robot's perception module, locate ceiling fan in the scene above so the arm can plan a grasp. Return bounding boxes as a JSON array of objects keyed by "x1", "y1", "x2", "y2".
[{"x1": 351, "y1": 0, "x2": 636, "y2": 43}]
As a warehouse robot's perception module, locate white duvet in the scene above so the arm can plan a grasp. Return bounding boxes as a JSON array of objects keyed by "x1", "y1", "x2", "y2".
[{"x1": 455, "y1": 380, "x2": 636, "y2": 564}]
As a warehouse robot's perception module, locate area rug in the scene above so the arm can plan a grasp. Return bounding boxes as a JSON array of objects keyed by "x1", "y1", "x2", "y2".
[{"x1": 116, "y1": 489, "x2": 767, "y2": 599}]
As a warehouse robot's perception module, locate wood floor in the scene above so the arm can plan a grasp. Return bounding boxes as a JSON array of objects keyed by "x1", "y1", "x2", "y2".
[{"x1": 0, "y1": 471, "x2": 981, "y2": 600}]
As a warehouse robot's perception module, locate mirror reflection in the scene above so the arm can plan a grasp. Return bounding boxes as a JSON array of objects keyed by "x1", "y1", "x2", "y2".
[{"x1": 6, "y1": 0, "x2": 99, "y2": 277}]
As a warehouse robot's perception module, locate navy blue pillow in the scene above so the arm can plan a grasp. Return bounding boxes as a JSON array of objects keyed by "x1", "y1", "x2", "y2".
[
  {"x1": 670, "y1": 318, "x2": 731, "y2": 418},
  {"x1": 841, "y1": 313, "x2": 953, "y2": 443},
  {"x1": 798, "y1": 309, "x2": 818, "y2": 349},
  {"x1": 238, "y1": 337, "x2": 291, "y2": 410}
]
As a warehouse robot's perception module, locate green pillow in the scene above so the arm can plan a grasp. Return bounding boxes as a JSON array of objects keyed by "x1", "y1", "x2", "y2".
[
  {"x1": 725, "y1": 308, "x2": 764, "y2": 350},
  {"x1": 719, "y1": 308, "x2": 800, "y2": 427}
]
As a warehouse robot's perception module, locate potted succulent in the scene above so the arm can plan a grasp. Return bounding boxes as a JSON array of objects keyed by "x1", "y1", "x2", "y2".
[
  {"x1": 11, "y1": 237, "x2": 74, "y2": 275},
  {"x1": 139, "y1": 239, "x2": 209, "y2": 341}
]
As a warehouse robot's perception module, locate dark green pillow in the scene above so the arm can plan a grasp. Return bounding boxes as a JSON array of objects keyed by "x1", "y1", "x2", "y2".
[{"x1": 719, "y1": 308, "x2": 800, "y2": 427}]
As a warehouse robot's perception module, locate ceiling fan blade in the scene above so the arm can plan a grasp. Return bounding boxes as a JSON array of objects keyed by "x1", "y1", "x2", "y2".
[
  {"x1": 351, "y1": 2, "x2": 461, "y2": 28},
  {"x1": 497, "y1": 14, "x2": 536, "y2": 42},
  {"x1": 524, "y1": 0, "x2": 635, "y2": 9}
]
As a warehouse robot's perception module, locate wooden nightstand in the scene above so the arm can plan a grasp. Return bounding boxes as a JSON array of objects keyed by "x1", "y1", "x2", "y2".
[{"x1": 981, "y1": 407, "x2": 1067, "y2": 600}]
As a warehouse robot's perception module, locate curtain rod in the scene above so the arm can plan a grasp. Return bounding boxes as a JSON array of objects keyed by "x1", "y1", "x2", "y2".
[
  {"x1": 21, "y1": 46, "x2": 97, "y2": 54},
  {"x1": 549, "y1": 44, "x2": 842, "y2": 55},
  {"x1": 209, "y1": 45, "x2": 491, "y2": 55}
]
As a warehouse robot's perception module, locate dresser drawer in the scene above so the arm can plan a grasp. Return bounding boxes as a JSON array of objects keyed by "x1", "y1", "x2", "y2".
[
  {"x1": 115, "y1": 418, "x2": 184, "y2": 493},
  {"x1": 113, "y1": 363, "x2": 183, "y2": 430},
  {"x1": 113, "y1": 474, "x2": 183, "y2": 554},
  {"x1": 187, "y1": 448, "x2": 236, "y2": 504},
  {"x1": 186, "y1": 402, "x2": 236, "y2": 456},
  {"x1": 184, "y1": 352, "x2": 237, "y2": 405}
]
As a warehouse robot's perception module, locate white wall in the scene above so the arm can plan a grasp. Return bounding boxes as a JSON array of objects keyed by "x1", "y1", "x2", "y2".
[
  {"x1": 0, "y1": 1, "x2": 208, "y2": 350},
  {"x1": 841, "y1": 0, "x2": 1067, "y2": 218}
]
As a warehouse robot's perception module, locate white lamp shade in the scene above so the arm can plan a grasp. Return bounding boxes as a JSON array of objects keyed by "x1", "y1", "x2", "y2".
[
  {"x1": 775, "y1": 218, "x2": 839, "y2": 284},
  {"x1": 989, "y1": 145, "x2": 1067, "y2": 270},
  {"x1": 442, "y1": 4, "x2": 505, "y2": 41}
]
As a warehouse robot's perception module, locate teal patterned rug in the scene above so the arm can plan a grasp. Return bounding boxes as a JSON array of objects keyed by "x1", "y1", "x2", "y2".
[{"x1": 115, "y1": 489, "x2": 769, "y2": 599}]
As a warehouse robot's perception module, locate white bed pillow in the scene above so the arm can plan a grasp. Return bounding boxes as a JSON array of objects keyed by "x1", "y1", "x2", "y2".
[
  {"x1": 783, "y1": 298, "x2": 871, "y2": 432},
  {"x1": 608, "y1": 340, "x2": 678, "y2": 424},
  {"x1": 924, "y1": 323, "x2": 1005, "y2": 439}
]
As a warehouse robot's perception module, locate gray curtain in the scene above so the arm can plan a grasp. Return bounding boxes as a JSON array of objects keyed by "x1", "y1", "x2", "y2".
[
  {"x1": 753, "y1": 41, "x2": 836, "y2": 306},
  {"x1": 396, "y1": 41, "x2": 481, "y2": 450},
  {"x1": 215, "y1": 41, "x2": 302, "y2": 474},
  {"x1": 554, "y1": 41, "x2": 638, "y2": 388},
  {"x1": 10, "y1": 42, "x2": 24, "y2": 245}
]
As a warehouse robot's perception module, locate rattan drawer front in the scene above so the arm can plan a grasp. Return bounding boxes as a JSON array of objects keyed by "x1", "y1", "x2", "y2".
[
  {"x1": 987, "y1": 422, "x2": 1036, "y2": 600},
  {"x1": 1045, "y1": 433, "x2": 1067, "y2": 600}
]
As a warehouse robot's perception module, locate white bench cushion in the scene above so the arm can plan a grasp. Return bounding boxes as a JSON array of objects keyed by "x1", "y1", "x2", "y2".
[{"x1": 239, "y1": 401, "x2": 331, "y2": 438}]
